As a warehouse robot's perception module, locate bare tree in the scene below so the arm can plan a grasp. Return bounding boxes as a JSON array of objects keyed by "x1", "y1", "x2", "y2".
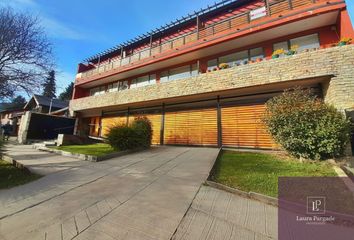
[{"x1": 0, "y1": 7, "x2": 53, "y2": 100}]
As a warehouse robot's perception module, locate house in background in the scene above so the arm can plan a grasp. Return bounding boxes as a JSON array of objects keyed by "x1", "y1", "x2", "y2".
[
  {"x1": 0, "y1": 108, "x2": 25, "y2": 136},
  {"x1": 70, "y1": 0, "x2": 354, "y2": 149},
  {"x1": 24, "y1": 95, "x2": 68, "y2": 114}
]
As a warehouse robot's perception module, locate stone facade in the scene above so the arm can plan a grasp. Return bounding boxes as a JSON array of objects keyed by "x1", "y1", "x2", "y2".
[{"x1": 70, "y1": 45, "x2": 354, "y2": 113}]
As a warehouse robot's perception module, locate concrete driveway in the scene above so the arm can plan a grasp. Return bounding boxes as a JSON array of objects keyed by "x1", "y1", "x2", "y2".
[{"x1": 0, "y1": 146, "x2": 219, "y2": 240}]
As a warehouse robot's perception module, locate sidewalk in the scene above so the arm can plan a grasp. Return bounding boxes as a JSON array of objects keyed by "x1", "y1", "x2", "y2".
[{"x1": 2, "y1": 142, "x2": 85, "y2": 175}]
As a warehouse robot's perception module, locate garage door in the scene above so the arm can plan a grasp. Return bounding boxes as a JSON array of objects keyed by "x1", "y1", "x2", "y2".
[
  {"x1": 101, "y1": 116, "x2": 127, "y2": 137},
  {"x1": 164, "y1": 108, "x2": 217, "y2": 146},
  {"x1": 128, "y1": 113, "x2": 162, "y2": 145},
  {"x1": 221, "y1": 103, "x2": 275, "y2": 149}
]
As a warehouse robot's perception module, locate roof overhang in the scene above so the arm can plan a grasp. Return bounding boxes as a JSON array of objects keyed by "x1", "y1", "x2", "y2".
[{"x1": 78, "y1": 9, "x2": 340, "y2": 89}]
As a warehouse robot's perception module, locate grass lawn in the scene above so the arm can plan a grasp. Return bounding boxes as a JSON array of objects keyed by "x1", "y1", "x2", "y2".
[
  {"x1": 211, "y1": 151, "x2": 337, "y2": 197},
  {"x1": 52, "y1": 143, "x2": 116, "y2": 156},
  {"x1": 0, "y1": 160, "x2": 41, "y2": 189}
]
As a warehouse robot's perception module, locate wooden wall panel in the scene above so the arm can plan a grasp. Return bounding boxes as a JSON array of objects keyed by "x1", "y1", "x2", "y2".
[
  {"x1": 101, "y1": 116, "x2": 127, "y2": 137},
  {"x1": 89, "y1": 117, "x2": 100, "y2": 137},
  {"x1": 129, "y1": 114, "x2": 162, "y2": 145},
  {"x1": 164, "y1": 108, "x2": 217, "y2": 146},
  {"x1": 221, "y1": 104, "x2": 276, "y2": 149}
]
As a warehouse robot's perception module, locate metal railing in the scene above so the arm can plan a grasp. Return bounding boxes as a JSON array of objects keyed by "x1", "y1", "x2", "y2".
[{"x1": 78, "y1": 0, "x2": 318, "y2": 80}]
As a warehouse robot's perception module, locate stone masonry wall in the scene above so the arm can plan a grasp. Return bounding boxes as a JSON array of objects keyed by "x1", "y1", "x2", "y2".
[{"x1": 70, "y1": 45, "x2": 354, "y2": 113}]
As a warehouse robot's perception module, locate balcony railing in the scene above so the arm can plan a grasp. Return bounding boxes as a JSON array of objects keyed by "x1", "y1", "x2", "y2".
[{"x1": 78, "y1": 0, "x2": 321, "y2": 80}]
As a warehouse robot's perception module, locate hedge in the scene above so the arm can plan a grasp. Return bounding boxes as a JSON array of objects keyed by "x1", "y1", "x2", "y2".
[
  {"x1": 106, "y1": 116, "x2": 152, "y2": 151},
  {"x1": 262, "y1": 88, "x2": 352, "y2": 160}
]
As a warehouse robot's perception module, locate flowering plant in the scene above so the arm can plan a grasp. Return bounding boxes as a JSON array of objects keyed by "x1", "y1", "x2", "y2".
[
  {"x1": 338, "y1": 37, "x2": 352, "y2": 46},
  {"x1": 219, "y1": 63, "x2": 230, "y2": 69},
  {"x1": 272, "y1": 48, "x2": 285, "y2": 58}
]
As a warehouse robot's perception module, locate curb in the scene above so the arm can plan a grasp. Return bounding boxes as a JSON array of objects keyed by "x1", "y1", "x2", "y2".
[
  {"x1": 1, "y1": 154, "x2": 31, "y2": 174},
  {"x1": 205, "y1": 180, "x2": 278, "y2": 207},
  {"x1": 34, "y1": 146, "x2": 148, "y2": 162},
  {"x1": 342, "y1": 166, "x2": 354, "y2": 178}
]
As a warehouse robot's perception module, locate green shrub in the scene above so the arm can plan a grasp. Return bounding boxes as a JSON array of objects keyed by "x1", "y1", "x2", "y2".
[
  {"x1": 263, "y1": 88, "x2": 352, "y2": 160},
  {"x1": 106, "y1": 125, "x2": 138, "y2": 151},
  {"x1": 106, "y1": 117, "x2": 152, "y2": 150},
  {"x1": 131, "y1": 117, "x2": 152, "y2": 148}
]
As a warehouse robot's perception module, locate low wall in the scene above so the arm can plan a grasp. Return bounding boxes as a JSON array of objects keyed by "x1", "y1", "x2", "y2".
[{"x1": 57, "y1": 134, "x2": 100, "y2": 146}]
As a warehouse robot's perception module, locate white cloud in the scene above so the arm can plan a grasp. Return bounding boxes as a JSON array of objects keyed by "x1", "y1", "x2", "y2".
[
  {"x1": 41, "y1": 17, "x2": 84, "y2": 40},
  {"x1": 1, "y1": 0, "x2": 85, "y2": 40},
  {"x1": 56, "y1": 71, "x2": 75, "y2": 95}
]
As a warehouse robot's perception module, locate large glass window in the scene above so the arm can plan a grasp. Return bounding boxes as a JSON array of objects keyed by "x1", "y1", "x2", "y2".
[
  {"x1": 107, "y1": 82, "x2": 118, "y2": 92},
  {"x1": 234, "y1": 50, "x2": 249, "y2": 64},
  {"x1": 160, "y1": 71, "x2": 169, "y2": 83},
  {"x1": 130, "y1": 74, "x2": 156, "y2": 89},
  {"x1": 290, "y1": 34, "x2": 320, "y2": 52},
  {"x1": 207, "y1": 59, "x2": 218, "y2": 71},
  {"x1": 161, "y1": 64, "x2": 198, "y2": 82},
  {"x1": 168, "y1": 65, "x2": 192, "y2": 81},
  {"x1": 89, "y1": 86, "x2": 105, "y2": 96},
  {"x1": 219, "y1": 53, "x2": 238, "y2": 66},
  {"x1": 273, "y1": 41, "x2": 289, "y2": 51},
  {"x1": 250, "y1": 47, "x2": 264, "y2": 61},
  {"x1": 118, "y1": 80, "x2": 129, "y2": 91}
]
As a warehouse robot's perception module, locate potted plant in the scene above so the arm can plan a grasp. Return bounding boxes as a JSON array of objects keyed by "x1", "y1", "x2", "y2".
[
  {"x1": 243, "y1": 60, "x2": 248, "y2": 65},
  {"x1": 272, "y1": 48, "x2": 285, "y2": 59},
  {"x1": 219, "y1": 63, "x2": 230, "y2": 70},
  {"x1": 212, "y1": 67, "x2": 218, "y2": 71},
  {"x1": 256, "y1": 57, "x2": 263, "y2": 62},
  {"x1": 286, "y1": 45, "x2": 298, "y2": 56},
  {"x1": 337, "y1": 37, "x2": 352, "y2": 46}
]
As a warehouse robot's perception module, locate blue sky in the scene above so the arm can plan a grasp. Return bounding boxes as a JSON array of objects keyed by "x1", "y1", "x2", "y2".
[{"x1": 1, "y1": 0, "x2": 353, "y2": 95}]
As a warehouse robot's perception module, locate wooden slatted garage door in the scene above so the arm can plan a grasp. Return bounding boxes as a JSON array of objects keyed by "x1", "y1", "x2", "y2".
[
  {"x1": 221, "y1": 103, "x2": 275, "y2": 149},
  {"x1": 164, "y1": 108, "x2": 217, "y2": 146},
  {"x1": 129, "y1": 113, "x2": 162, "y2": 145},
  {"x1": 101, "y1": 116, "x2": 126, "y2": 137}
]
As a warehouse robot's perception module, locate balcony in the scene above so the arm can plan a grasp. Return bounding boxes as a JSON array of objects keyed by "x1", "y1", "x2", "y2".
[
  {"x1": 76, "y1": 0, "x2": 337, "y2": 85},
  {"x1": 70, "y1": 44, "x2": 354, "y2": 114}
]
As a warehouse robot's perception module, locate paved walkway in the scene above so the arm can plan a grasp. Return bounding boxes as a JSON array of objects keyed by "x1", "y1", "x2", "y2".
[
  {"x1": 172, "y1": 186, "x2": 277, "y2": 240},
  {"x1": 0, "y1": 145, "x2": 219, "y2": 240},
  {"x1": 2, "y1": 143, "x2": 85, "y2": 175}
]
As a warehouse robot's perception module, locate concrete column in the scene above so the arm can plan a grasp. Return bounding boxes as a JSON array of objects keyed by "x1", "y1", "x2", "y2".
[{"x1": 18, "y1": 111, "x2": 31, "y2": 144}]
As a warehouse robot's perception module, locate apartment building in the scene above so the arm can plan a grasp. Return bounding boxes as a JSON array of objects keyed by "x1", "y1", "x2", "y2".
[{"x1": 70, "y1": 0, "x2": 354, "y2": 149}]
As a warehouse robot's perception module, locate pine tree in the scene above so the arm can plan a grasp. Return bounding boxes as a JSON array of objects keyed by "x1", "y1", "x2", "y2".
[
  {"x1": 9, "y1": 95, "x2": 26, "y2": 109},
  {"x1": 42, "y1": 70, "x2": 56, "y2": 98},
  {"x1": 58, "y1": 82, "x2": 74, "y2": 101}
]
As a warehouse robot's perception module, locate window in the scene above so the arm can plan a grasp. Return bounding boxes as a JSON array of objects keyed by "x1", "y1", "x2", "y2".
[
  {"x1": 160, "y1": 71, "x2": 169, "y2": 83},
  {"x1": 118, "y1": 80, "x2": 129, "y2": 91},
  {"x1": 161, "y1": 64, "x2": 198, "y2": 82},
  {"x1": 89, "y1": 86, "x2": 105, "y2": 96},
  {"x1": 290, "y1": 34, "x2": 319, "y2": 52},
  {"x1": 219, "y1": 53, "x2": 239, "y2": 66},
  {"x1": 169, "y1": 65, "x2": 192, "y2": 81},
  {"x1": 130, "y1": 74, "x2": 156, "y2": 88},
  {"x1": 273, "y1": 41, "x2": 289, "y2": 51},
  {"x1": 207, "y1": 59, "x2": 218, "y2": 71},
  {"x1": 234, "y1": 50, "x2": 249, "y2": 64},
  {"x1": 107, "y1": 82, "x2": 118, "y2": 92},
  {"x1": 191, "y1": 64, "x2": 198, "y2": 77},
  {"x1": 250, "y1": 47, "x2": 264, "y2": 61}
]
